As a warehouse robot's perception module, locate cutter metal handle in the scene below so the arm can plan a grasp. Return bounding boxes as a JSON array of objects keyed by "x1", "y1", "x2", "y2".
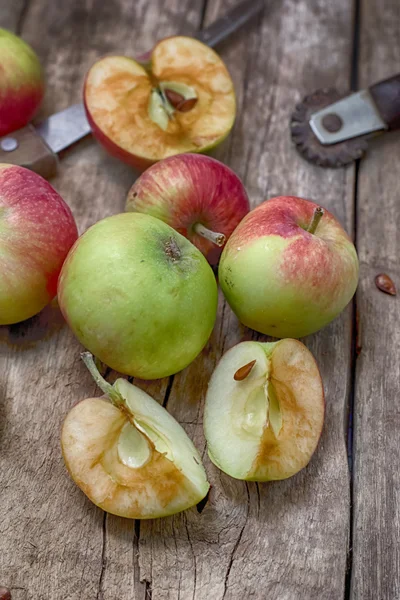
[{"x1": 369, "y1": 73, "x2": 400, "y2": 131}]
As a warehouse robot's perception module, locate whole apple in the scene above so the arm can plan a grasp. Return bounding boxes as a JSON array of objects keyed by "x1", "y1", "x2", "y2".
[
  {"x1": 0, "y1": 29, "x2": 44, "y2": 136},
  {"x1": 126, "y1": 154, "x2": 250, "y2": 264},
  {"x1": 0, "y1": 164, "x2": 78, "y2": 325},
  {"x1": 219, "y1": 196, "x2": 359, "y2": 338},
  {"x1": 84, "y1": 36, "x2": 235, "y2": 170},
  {"x1": 58, "y1": 213, "x2": 218, "y2": 379}
]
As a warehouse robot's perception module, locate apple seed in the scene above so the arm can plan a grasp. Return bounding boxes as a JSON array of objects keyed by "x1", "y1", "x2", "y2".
[
  {"x1": 375, "y1": 273, "x2": 396, "y2": 295},
  {"x1": 176, "y1": 97, "x2": 198, "y2": 112},
  {"x1": 0, "y1": 587, "x2": 11, "y2": 600},
  {"x1": 164, "y1": 88, "x2": 185, "y2": 108},
  {"x1": 234, "y1": 359, "x2": 257, "y2": 381}
]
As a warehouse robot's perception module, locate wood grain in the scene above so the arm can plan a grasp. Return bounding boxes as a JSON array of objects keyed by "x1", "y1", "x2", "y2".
[
  {"x1": 0, "y1": 2, "x2": 205, "y2": 599},
  {"x1": 139, "y1": 0, "x2": 356, "y2": 598},
  {"x1": 0, "y1": 0, "x2": 26, "y2": 31},
  {"x1": 351, "y1": 1, "x2": 400, "y2": 598}
]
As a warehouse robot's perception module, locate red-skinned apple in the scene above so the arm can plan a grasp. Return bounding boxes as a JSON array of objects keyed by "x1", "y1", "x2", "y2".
[
  {"x1": 126, "y1": 154, "x2": 250, "y2": 264},
  {"x1": 84, "y1": 36, "x2": 236, "y2": 170},
  {"x1": 0, "y1": 29, "x2": 44, "y2": 136},
  {"x1": 0, "y1": 164, "x2": 78, "y2": 325},
  {"x1": 219, "y1": 196, "x2": 359, "y2": 338}
]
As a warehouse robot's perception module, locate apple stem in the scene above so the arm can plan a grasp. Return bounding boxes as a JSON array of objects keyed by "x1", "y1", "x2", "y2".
[
  {"x1": 81, "y1": 352, "x2": 124, "y2": 408},
  {"x1": 194, "y1": 223, "x2": 226, "y2": 247},
  {"x1": 307, "y1": 207, "x2": 324, "y2": 235}
]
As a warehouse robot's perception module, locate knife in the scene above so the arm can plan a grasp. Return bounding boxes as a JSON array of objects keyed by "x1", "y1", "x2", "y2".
[{"x1": 0, "y1": 0, "x2": 264, "y2": 179}]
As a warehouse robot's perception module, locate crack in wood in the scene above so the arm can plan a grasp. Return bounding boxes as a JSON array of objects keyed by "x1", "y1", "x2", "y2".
[
  {"x1": 96, "y1": 512, "x2": 107, "y2": 600},
  {"x1": 222, "y1": 483, "x2": 250, "y2": 599},
  {"x1": 345, "y1": 2, "x2": 361, "y2": 599}
]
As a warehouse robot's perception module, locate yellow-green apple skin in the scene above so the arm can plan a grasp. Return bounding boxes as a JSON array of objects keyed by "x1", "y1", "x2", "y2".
[
  {"x1": 0, "y1": 29, "x2": 44, "y2": 136},
  {"x1": 219, "y1": 196, "x2": 359, "y2": 338},
  {"x1": 0, "y1": 164, "x2": 78, "y2": 325},
  {"x1": 58, "y1": 213, "x2": 218, "y2": 379}
]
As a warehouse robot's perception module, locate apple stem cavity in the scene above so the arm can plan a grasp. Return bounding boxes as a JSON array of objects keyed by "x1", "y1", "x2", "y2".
[
  {"x1": 81, "y1": 352, "x2": 124, "y2": 408},
  {"x1": 307, "y1": 206, "x2": 324, "y2": 235},
  {"x1": 194, "y1": 223, "x2": 226, "y2": 247}
]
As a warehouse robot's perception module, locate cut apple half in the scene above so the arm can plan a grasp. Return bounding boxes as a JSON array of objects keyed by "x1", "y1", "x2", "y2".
[
  {"x1": 84, "y1": 36, "x2": 236, "y2": 170},
  {"x1": 204, "y1": 340, "x2": 324, "y2": 481},
  {"x1": 61, "y1": 353, "x2": 209, "y2": 519}
]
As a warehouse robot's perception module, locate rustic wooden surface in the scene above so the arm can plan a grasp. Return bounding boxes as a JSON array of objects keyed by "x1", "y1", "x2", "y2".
[
  {"x1": 351, "y1": 0, "x2": 400, "y2": 599},
  {"x1": 0, "y1": 0, "x2": 398, "y2": 598}
]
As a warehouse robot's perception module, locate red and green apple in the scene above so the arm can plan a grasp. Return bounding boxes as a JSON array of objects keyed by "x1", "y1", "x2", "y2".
[
  {"x1": 126, "y1": 153, "x2": 249, "y2": 264},
  {"x1": 219, "y1": 196, "x2": 359, "y2": 338},
  {"x1": 0, "y1": 164, "x2": 78, "y2": 325},
  {"x1": 0, "y1": 29, "x2": 44, "y2": 136},
  {"x1": 84, "y1": 36, "x2": 236, "y2": 170}
]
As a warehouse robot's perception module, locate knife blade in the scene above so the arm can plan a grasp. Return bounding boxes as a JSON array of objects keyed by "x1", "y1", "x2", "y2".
[{"x1": 0, "y1": 0, "x2": 264, "y2": 178}]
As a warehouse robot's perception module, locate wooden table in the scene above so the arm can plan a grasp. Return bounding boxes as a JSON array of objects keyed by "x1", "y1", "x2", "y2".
[{"x1": 1, "y1": 0, "x2": 399, "y2": 598}]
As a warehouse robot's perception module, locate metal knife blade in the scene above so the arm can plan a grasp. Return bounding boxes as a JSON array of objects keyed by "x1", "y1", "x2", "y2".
[
  {"x1": 35, "y1": 103, "x2": 91, "y2": 154},
  {"x1": 309, "y1": 90, "x2": 387, "y2": 145},
  {"x1": 0, "y1": 0, "x2": 264, "y2": 175}
]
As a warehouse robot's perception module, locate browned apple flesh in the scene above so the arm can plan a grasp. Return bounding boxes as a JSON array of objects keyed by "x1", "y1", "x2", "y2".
[
  {"x1": 84, "y1": 36, "x2": 235, "y2": 163},
  {"x1": 62, "y1": 374, "x2": 209, "y2": 519},
  {"x1": 204, "y1": 339, "x2": 325, "y2": 481}
]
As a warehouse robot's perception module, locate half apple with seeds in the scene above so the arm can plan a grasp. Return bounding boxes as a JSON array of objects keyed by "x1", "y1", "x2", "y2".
[
  {"x1": 84, "y1": 36, "x2": 236, "y2": 170},
  {"x1": 61, "y1": 353, "x2": 209, "y2": 519},
  {"x1": 204, "y1": 340, "x2": 324, "y2": 481}
]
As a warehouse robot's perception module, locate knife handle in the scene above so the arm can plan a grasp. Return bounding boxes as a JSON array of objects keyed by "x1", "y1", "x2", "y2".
[
  {"x1": 0, "y1": 125, "x2": 58, "y2": 179},
  {"x1": 196, "y1": 0, "x2": 265, "y2": 48},
  {"x1": 369, "y1": 73, "x2": 400, "y2": 131}
]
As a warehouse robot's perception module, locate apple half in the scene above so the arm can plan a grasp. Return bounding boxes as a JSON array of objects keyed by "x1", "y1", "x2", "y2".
[
  {"x1": 204, "y1": 340, "x2": 324, "y2": 481},
  {"x1": 84, "y1": 36, "x2": 236, "y2": 170},
  {"x1": 62, "y1": 353, "x2": 209, "y2": 519}
]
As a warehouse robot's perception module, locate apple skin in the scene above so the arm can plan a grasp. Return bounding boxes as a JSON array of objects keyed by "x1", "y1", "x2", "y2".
[
  {"x1": 58, "y1": 213, "x2": 218, "y2": 379},
  {"x1": 0, "y1": 29, "x2": 44, "y2": 136},
  {"x1": 0, "y1": 164, "x2": 78, "y2": 325},
  {"x1": 84, "y1": 36, "x2": 235, "y2": 171},
  {"x1": 219, "y1": 196, "x2": 359, "y2": 338},
  {"x1": 126, "y1": 154, "x2": 250, "y2": 264}
]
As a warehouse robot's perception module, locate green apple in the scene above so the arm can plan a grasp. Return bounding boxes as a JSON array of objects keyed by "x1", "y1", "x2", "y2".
[
  {"x1": 219, "y1": 196, "x2": 359, "y2": 338},
  {"x1": 204, "y1": 339, "x2": 324, "y2": 481},
  {"x1": 58, "y1": 213, "x2": 218, "y2": 379},
  {"x1": 62, "y1": 353, "x2": 209, "y2": 518}
]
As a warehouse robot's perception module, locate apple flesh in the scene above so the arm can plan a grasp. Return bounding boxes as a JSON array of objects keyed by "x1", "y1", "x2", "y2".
[
  {"x1": 0, "y1": 164, "x2": 78, "y2": 325},
  {"x1": 126, "y1": 154, "x2": 250, "y2": 264},
  {"x1": 0, "y1": 29, "x2": 44, "y2": 136},
  {"x1": 204, "y1": 339, "x2": 324, "y2": 481},
  {"x1": 219, "y1": 196, "x2": 359, "y2": 338},
  {"x1": 84, "y1": 36, "x2": 236, "y2": 170},
  {"x1": 58, "y1": 212, "x2": 218, "y2": 379},
  {"x1": 62, "y1": 353, "x2": 209, "y2": 518}
]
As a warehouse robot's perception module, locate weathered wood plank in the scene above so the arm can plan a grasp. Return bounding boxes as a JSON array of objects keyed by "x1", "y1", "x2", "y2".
[
  {"x1": 351, "y1": 1, "x2": 400, "y2": 598},
  {"x1": 139, "y1": 0, "x2": 356, "y2": 598},
  {"x1": 0, "y1": 0, "x2": 26, "y2": 31},
  {"x1": 0, "y1": 1, "x2": 205, "y2": 599}
]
